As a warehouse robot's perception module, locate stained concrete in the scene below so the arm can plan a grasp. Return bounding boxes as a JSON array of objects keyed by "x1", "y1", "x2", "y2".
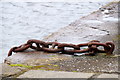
[
  {"x1": 4, "y1": 51, "x2": 71, "y2": 66},
  {"x1": 1, "y1": 63, "x2": 22, "y2": 77}
]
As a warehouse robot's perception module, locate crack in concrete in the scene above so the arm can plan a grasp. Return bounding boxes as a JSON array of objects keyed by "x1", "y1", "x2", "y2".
[
  {"x1": 89, "y1": 26, "x2": 110, "y2": 35},
  {"x1": 87, "y1": 73, "x2": 101, "y2": 80},
  {"x1": 99, "y1": 71, "x2": 120, "y2": 75},
  {"x1": 83, "y1": 35, "x2": 93, "y2": 38},
  {"x1": 8, "y1": 69, "x2": 29, "y2": 78}
]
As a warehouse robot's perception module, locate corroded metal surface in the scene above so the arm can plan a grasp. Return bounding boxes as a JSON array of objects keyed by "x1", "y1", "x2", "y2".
[{"x1": 8, "y1": 39, "x2": 115, "y2": 56}]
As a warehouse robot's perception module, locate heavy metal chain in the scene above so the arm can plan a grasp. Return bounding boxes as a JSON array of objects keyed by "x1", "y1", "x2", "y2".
[{"x1": 8, "y1": 39, "x2": 115, "y2": 56}]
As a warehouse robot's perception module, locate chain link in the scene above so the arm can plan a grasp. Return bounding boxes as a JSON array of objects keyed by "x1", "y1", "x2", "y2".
[{"x1": 8, "y1": 39, "x2": 115, "y2": 56}]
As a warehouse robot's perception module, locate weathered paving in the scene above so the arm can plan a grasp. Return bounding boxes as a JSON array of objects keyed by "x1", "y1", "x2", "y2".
[
  {"x1": 45, "y1": 56, "x2": 118, "y2": 73},
  {"x1": 17, "y1": 70, "x2": 95, "y2": 78},
  {"x1": 1, "y1": 63, "x2": 22, "y2": 77},
  {"x1": 4, "y1": 51, "x2": 71, "y2": 66},
  {"x1": 1, "y1": 2, "x2": 119, "y2": 79}
]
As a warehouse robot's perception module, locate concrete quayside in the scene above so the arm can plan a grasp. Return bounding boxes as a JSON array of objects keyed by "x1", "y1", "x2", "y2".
[{"x1": 1, "y1": 1, "x2": 120, "y2": 79}]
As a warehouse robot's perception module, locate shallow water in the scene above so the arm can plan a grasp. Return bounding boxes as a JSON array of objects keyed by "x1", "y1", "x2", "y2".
[{"x1": 1, "y1": 2, "x2": 108, "y2": 62}]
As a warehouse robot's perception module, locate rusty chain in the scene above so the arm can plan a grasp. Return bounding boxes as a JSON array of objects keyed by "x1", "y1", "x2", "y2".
[{"x1": 8, "y1": 39, "x2": 115, "y2": 56}]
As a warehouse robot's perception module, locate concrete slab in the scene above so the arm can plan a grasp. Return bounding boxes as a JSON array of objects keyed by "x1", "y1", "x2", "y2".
[
  {"x1": 96, "y1": 73, "x2": 118, "y2": 78},
  {"x1": 18, "y1": 70, "x2": 94, "y2": 78},
  {"x1": 1, "y1": 63, "x2": 22, "y2": 77}
]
